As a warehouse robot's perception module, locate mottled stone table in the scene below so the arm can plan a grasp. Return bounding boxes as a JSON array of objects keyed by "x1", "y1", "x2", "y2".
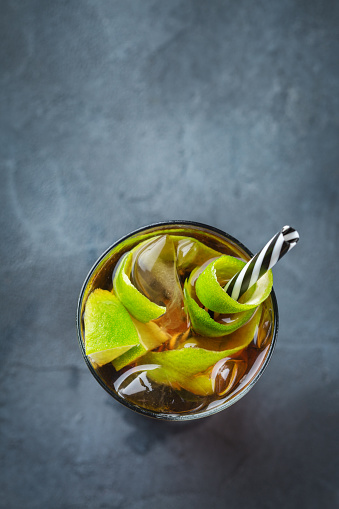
[{"x1": 1, "y1": 1, "x2": 338, "y2": 508}]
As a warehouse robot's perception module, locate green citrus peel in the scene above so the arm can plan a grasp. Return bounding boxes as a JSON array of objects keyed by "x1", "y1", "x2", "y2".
[
  {"x1": 184, "y1": 279, "x2": 254, "y2": 337},
  {"x1": 141, "y1": 307, "x2": 261, "y2": 396},
  {"x1": 195, "y1": 255, "x2": 273, "y2": 313},
  {"x1": 113, "y1": 238, "x2": 166, "y2": 323},
  {"x1": 147, "y1": 366, "x2": 214, "y2": 396},
  {"x1": 112, "y1": 318, "x2": 169, "y2": 371},
  {"x1": 84, "y1": 289, "x2": 139, "y2": 366}
]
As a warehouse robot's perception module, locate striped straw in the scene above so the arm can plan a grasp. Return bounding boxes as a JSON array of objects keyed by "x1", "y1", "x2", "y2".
[{"x1": 225, "y1": 226, "x2": 299, "y2": 301}]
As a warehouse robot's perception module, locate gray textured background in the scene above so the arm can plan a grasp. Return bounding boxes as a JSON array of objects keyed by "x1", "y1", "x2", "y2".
[{"x1": 1, "y1": 1, "x2": 338, "y2": 508}]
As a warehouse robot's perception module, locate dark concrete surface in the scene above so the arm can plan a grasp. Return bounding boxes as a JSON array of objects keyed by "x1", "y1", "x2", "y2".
[{"x1": 1, "y1": 1, "x2": 338, "y2": 508}]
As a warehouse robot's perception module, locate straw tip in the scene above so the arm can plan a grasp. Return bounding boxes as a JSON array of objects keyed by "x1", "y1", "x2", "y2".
[{"x1": 282, "y1": 225, "x2": 299, "y2": 247}]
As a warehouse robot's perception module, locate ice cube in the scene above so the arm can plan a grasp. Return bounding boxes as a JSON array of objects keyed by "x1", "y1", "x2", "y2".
[
  {"x1": 131, "y1": 235, "x2": 187, "y2": 333},
  {"x1": 254, "y1": 304, "x2": 273, "y2": 349},
  {"x1": 115, "y1": 365, "x2": 207, "y2": 413},
  {"x1": 212, "y1": 358, "x2": 247, "y2": 397},
  {"x1": 176, "y1": 237, "x2": 220, "y2": 273}
]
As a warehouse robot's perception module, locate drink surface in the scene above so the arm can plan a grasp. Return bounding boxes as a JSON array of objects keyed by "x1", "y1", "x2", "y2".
[{"x1": 79, "y1": 225, "x2": 276, "y2": 417}]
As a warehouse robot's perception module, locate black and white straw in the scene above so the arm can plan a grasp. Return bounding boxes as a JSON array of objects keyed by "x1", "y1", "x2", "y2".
[{"x1": 225, "y1": 226, "x2": 299, "y2": 301}]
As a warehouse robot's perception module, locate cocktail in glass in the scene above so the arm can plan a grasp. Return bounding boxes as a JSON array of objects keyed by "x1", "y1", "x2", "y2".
[{"x1": 77, "y1": 221, "x2": 278, "y2": 421}]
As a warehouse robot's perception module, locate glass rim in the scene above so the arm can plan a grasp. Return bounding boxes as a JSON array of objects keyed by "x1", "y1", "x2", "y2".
[{"x1": 76, "y1": 220, "x2": 279, "y2": 421}]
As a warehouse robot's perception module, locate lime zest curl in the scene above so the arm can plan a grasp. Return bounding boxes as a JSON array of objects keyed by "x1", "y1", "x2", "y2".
[
  {"x1": 141, "y1": 308, "x2": 262, "y2": 395},
  {"x1": 84, "y1": 289, "x2": 139, "y2": 366},
  {"x1": 184, "y1": 280, "x2": 254, "y2": 337},
  {"x1": 113, "y1": 238, "x2": 166, "y2": 323},
  {"x1": 195, "y1": 255, "x2": 273, "y2": 313}
]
